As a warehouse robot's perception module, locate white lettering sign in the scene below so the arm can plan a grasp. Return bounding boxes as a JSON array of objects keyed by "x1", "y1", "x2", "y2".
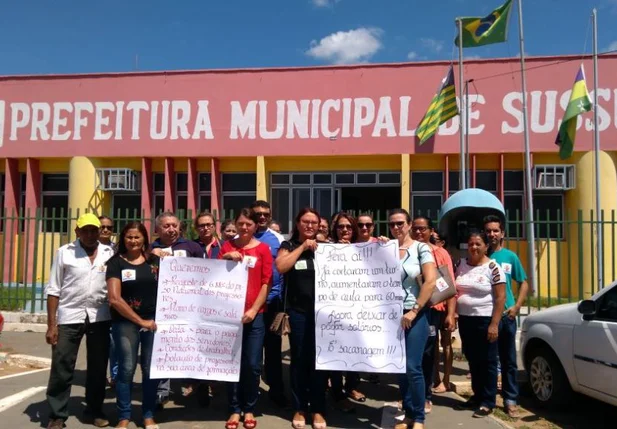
[
  {"x1": 314, "y1": 242, "x2": 406, "y2": 373},
  {"x1": 150, "y1": 257, "x2": 248, "y2": 382}
]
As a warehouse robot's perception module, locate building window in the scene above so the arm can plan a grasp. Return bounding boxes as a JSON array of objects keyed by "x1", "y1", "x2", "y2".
[
  {"x1": 198, "y1": 173, "x2": 211, "y2": 213},
  {"x1": 222, "y1": 173, "x2": 256, "y2": 217},
  {"x1": 503, "y1": 170, "x2": 524, "y2": 238},
  {"x1": 476, "y1": 171, "x2": 498, "y2": 194},
  {"x1": 176, "y1": 172, "x2": 188, "y2": 217},
  {"x1": 411, "y1": 172, "x2": 443, "y2": 220},
  {"x1": 42, "y1": 173, "x2": 69, "y2": 233},
  {"x1": 153, "y1": 173, "x2": 165, "y2": 215},
  {"x1": 533, "y1": 194, "x2": 564, "y2": 239}
]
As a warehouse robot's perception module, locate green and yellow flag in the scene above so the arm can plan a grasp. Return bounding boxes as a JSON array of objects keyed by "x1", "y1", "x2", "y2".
[
  {"x1": 416, "y1": 66, "x2": 458, "y2": 145},
  {"x1": 556, "y1": 65, "x2": 592, "y2": 160},
  {"x1": 455, "y1": 0, "x2": 513, "y2": 48}
]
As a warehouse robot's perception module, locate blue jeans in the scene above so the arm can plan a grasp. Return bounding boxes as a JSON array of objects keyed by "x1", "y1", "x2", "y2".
[
  {"x1": 288, "y1": 309, "x2": 327, "y2": 414},
  {"x1": 109, "y1": 330, "x2": 118, "y2": 381},
  {"x1": 112, "y1": 319, "x2": 157, "y2": 421},
  {"x1": 398, "y1": 309, "x2": 429, "y2": 424},
  {"x1": 499, "y1": 315, "x2": 519, "y2": 406},
  {"x1": 423, "y1": 308, "x2": 442, "y2": 402},
  {"x1": 459, "y1": 315, "x2": 499, "y2": 409},
  {"x1": 227, "y1": 313, "x2": 265, "y2": 414}
]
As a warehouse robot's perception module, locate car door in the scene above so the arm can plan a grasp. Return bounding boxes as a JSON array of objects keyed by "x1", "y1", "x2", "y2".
[{"x1": 573, "y1": 285, "x2": 617, "y2": 398}]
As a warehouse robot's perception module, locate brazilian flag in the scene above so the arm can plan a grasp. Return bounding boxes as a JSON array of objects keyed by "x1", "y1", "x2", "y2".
[
  {"x1": 555, "y1": 65, "x2": 592, "y2": 160},
  {"x1": 455, "y1": 0, "x2": 513, "y2": 48},
  {"x1": 416, "y1": 66, "x2": 459, "y2": 145}
]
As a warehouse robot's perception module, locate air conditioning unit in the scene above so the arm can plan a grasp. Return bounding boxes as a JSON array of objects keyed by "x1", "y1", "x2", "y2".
[
  {"x1": 533, "y1": 165, "x2": 575, "y2": 190},
  {"x1": 96, "y1": 168, "x2": 140, "y2": 192}
]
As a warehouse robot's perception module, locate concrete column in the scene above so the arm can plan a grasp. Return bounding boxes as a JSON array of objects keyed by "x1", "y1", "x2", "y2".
[
  {"x1": 3, "y1": 159, "x2": 19, "y2": 284},
  {"x1": 68, "y1": 156, "x2": 104, "y2": 233},
  {"x1": 141, "y1": 158, "x2": 153, "y2": 232},
  {"x1": 164, "y1": 158, "x2": 175, "y2": 212},
  {"x1": 187, "y1": 158, "x2": 198, "y2": 218},
  {"x1": 401, "y1": 154, "x2": 410, "y2": 211},
  {"x1": 567, "y1": 151, "x2": 617, "y2": 298},
  {"x1": 210, "y1": 158, "x2": 222, "y2": 221},
  {"x1": 256, "y1": 156, "x2": 267, "y2": 201}
]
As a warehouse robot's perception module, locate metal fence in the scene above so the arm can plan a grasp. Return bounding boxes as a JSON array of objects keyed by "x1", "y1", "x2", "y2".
[{"x1": 1, "y1": 207, "x2": 615, "y2": 313}]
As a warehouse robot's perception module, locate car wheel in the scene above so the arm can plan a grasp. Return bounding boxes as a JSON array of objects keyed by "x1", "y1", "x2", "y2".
[{"x1": 528, "y1": 345, "x2": 572, "y2": 408}]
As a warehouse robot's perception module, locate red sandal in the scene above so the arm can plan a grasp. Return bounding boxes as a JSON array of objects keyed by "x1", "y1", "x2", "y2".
[
  {"x1": 225, "y1": 421, "x2": 240, "y2": 429},
  {"x1": 243, "y1": 419, "x2": 257, "y2": 429}
]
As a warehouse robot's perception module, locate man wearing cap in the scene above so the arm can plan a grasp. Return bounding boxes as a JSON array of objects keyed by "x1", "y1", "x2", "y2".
[{"x1": 45, "y1": 213, "x2": 115, "y2": 429}]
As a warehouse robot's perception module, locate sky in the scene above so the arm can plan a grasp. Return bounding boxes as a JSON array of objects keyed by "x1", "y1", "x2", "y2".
[{"x1": 1, "y1": 0, "x2": 617, "y2": 75}]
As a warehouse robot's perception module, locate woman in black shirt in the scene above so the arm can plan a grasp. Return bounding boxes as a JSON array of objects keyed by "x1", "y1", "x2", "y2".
[
  {"x1": 107, "y1": 222, "x2": 160, "y2": 429},
  {"x1": 275, "y1": 207, "x2": 326, "y2": 429}
]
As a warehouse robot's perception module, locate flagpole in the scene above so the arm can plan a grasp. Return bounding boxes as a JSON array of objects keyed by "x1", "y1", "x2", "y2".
[
  {"x1": 517, "y1": 0, "x2": 538, "y2": 293},
  {"x1": 592, "y1": 8, "x2": 603, "y2": 289},
  {"x1": 457, "y1": 18, "x2": 467, "y2": 190}
]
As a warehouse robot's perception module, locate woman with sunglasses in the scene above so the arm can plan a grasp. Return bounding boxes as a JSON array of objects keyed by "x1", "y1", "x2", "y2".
[
  {"x1": 326, "y1": 212, "x2": 364, "y2": 410},
  {"x1": 194, "y1": 211, "x2": 221, "y2": 259},
  {"x1": 356, "y1": 213, "x2": 378, "y2": 243},
  {"x1": 410, "y1": 216, "x2": 457, "y2": 414},
  {"x1": 388, "y1": 209, "x2": 437, "y2": 429},
  {"x1": 275, "y1": 208, "x2": 327, "y2": 429}
]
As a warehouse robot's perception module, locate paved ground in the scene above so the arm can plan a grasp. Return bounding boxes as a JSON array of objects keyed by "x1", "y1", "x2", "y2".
[{"x1": 0, "y1": 331, "x2": 503, "y2": 429}]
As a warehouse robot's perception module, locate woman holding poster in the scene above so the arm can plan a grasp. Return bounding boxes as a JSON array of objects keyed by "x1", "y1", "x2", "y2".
[
  {"x1": 275, "y1": 208, "x2": 327, "y2": 429},
  {"x1": 219, "y1": 208, "x2": 273, "y2": 429},
  {"x1": 106, "y1": 222, "x2": 160, "y2": 429},
  {"x1": 389, "y1": 209, "x2": 437, "y2": 429}
]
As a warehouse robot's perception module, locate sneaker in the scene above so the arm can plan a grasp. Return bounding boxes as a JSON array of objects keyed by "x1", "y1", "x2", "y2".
[
  {"x1": 47, "y1": 419, "x2": 64, "y2": 429},
  {"x1": 472, "y1": 407, "x2": 493, "y2": 418}
]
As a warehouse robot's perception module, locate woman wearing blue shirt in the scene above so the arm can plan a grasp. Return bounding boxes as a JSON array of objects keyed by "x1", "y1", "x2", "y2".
[{"x1": 389, "y1": 208, "x2": 437, "y2": 429}]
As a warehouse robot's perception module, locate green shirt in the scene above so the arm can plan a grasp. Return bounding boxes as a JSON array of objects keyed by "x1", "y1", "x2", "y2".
[{"x1": 490, "y1": 248, "x2": 527, "y2": 310}]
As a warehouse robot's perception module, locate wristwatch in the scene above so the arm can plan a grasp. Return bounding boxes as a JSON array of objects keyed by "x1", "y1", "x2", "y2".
[{"x1": 411, "y1": 303, "x2": 421, "y2": 313}]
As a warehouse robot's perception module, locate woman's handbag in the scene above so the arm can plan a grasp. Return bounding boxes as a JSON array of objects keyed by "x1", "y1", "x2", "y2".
[
  {"x1": 269, "y1": 276, "x2": 291, "y2": 336},
  {"x1": 415, "y1": 243, "x2": 457, "y2": 307}
]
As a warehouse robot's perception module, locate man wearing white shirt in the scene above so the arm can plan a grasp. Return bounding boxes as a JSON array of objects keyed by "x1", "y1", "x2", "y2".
[{"x1": 45, "y1": 213, "x2": 115, "y2": 429}]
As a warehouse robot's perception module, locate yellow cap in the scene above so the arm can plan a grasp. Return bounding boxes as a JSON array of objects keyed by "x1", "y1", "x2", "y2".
[{"x1": 76, "y1": 213, "x2": 101, "y2": 229}]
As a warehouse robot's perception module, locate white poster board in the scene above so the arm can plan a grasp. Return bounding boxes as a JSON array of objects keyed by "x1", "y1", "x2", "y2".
[
  {"x1": 150, "y1": 257, "x2": 248, "y2": 382},
  {"x1": 314, "y1": 241, "x2": 406, "y2": 373}
]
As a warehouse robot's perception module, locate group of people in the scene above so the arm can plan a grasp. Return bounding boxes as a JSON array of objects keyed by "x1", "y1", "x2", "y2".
[{"x1": 43, "y1": 201, "x2": 528, "y2": 429}]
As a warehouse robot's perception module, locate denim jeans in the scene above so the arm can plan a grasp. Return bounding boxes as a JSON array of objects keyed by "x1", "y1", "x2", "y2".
[
  {"x1": 423, "y1": 308, "x2": 443, "y2": 402},
  {"x1": 458, "y1": 315, "x2": 499, "y2": 409},
  {"x1": 227, "y1": 313, "x2": 266, "y2": 414},
  {"x1": 109, "y1": 329, "x2": 118, "y2": 381},
  {"x1": 47, "y1": 320, "x2": 110, "y2": 421},
  {"x1": 499, "y1": 315, "x2": 519, "y2": 406},
  {"x1": 112, "y1": 319, "x2": 157, "y2": 421},
  {"x1": 288, "y1": 309, "x2": 327, "y2": 414},
  {"x1": 398, "y1": 309, "x2": 429, "y2": 424},
  {"x1": 263, "y1": 297, "x2": 285, "y2": 397}
]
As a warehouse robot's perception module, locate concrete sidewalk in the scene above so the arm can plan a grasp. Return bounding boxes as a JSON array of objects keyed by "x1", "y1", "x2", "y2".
[{"x1": 0, "y1": 331, "x2": 503, "y2": 429}]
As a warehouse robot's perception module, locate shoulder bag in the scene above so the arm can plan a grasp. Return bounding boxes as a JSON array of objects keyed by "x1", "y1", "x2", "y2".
[{"x1": 414, "y1": 242, "x2": 457, "y2": 307}]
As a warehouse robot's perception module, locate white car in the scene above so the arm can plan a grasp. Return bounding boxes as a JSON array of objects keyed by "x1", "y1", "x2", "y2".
[{"x1": 520, "y1": 282, "x2": 617, "y2": 408}]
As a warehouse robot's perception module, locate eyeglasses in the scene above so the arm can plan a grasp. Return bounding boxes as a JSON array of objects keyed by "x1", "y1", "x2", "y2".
[
  {"x1": 301, "y1": 220, "x2": 319, "y2": 226},
  {"x1": 388, "y1": 221, "x2": 406, "y2": 228},
  {"x1": 100, "y1": 226, "x2": 113, "y2": 231},
  {"x1": 337, "y1": 224, "x2": 353, "y2": 230},
  {"x1": 357, "y1": 222, "x2": 374, "y2": 229},
  {"x1": 198, "y1": 223, "x2": 214, "y2": 229},
  {"x1": 254, "y1": 211, "x2": 271, "y2": 219},
  {"x1": 411, "y1": 226, "x2": 428, "y2": 232}
]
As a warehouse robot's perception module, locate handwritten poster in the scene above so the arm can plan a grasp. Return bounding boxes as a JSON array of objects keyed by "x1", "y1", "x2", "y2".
[
  {"x1": 150, "y1": 257, "x2": 248, "y2": 382},
  {"x1": 314, "y1": 241, "x2": 406, "y2": 373}
]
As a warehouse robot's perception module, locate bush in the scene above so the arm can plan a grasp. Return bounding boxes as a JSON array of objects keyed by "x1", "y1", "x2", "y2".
[{"x1": 0, "y1": 287, "x2": 28, "y2": 311}]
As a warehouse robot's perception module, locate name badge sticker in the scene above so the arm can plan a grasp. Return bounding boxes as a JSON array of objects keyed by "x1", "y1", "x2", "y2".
[
  {"x1": 294, "y1": 260, "x2": 308, "y2": 270},
  {"x1": 502, "y1": 263, "x2": 512, "y2": 275},
  {"x1": 435, "y1": 277, "x2": 449, "y2": 292},
  {"x1": 174, "y1": 250, "x2": 187, "y2": 258},
  {"x1": 97, "y1": 265, "x2": 107, "y2": 273},
  {"x1": 121, "y1": 269, "x2": 136, "y2": 282},
  {"x1": 243, "y1": 256, "x2": 257, "y2": 268}
]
